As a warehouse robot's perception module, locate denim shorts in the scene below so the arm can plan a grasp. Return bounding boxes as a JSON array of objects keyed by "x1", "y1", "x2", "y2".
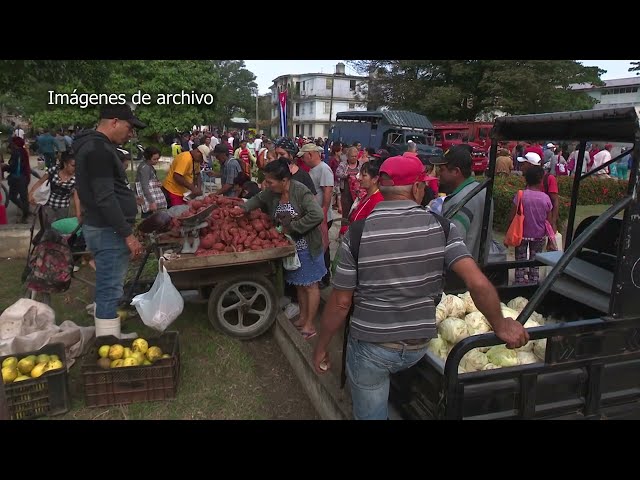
[{"x1": 346, "y1": 335, "x2": 427, "y2": 420}]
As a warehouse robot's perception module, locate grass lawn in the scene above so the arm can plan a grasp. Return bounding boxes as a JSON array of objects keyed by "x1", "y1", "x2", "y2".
[{"x1": 0, "y1": 256, "x2": 314, "y2": 420}]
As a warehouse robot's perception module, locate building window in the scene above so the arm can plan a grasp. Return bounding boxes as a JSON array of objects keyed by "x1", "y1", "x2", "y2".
[
  {"x1": 324, "y1": 125, "x2": 330, "y2": 137},
  {"x1": 302, "y1": 104, "x2": 306, "y2": 115},
  {"x1": 303, "y1": 81, "x2": 306, "y2": 91},
  {"x1": 326, "y1": 78, "x2": 333, "y2": 90},
  {"x1": 295, "y1": 82, "x2": 300, "y2": 94},
  {"x1": 323, "y1": 101, "x2": 330, "y2": 114},
  {"x1": 295, "y1": 103, "x2": 300, "y2": 116},
  {"x1": 349, "y1": 103, "x2": 355, "y2": 109},
  {"x1": 310, "y1": 103, "x2": 315, "y2": 114},
  {"x1": 350, "y1": 80, "x2": 356, "y2": 91},
  {"x1": 296, "y1": 124, "x2": 301, "y2": 136},
  {"x1": 308, "y1": 124, "x2": 313, "y2": 136}
]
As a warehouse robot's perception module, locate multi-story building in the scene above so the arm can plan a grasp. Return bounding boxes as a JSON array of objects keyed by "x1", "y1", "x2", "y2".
[
  {"x1": 270, "y1": 62, "x2": 369, "y2": 139},
  {"x1": 570, "y1": 76, "x2": 640, "y2": 117}
]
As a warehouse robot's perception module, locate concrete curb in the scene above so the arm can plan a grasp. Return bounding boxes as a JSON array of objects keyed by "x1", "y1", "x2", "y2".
[
  {"x1": 273, "y1": 310, "x2": 352, "y2": 420},
  {"x1": 0, "y1": 224, "x2": 31, "y2": 259}
]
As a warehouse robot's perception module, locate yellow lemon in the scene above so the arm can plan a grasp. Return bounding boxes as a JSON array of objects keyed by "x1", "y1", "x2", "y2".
[
  {"x1": 122, "y1": 357, "x2": 138, "y2": 367},
  {"x1": 30, "y1": 363, "x2": 48, "y2": 378},
  {"x1": 2, "y1": 357, "x2": 18, "y2": 369},
  {"x1": 110, "y1": 359, "x2": 124, "y2": 368},
  {"x1": 17, "y1": 358, "x2": 35, "y2": 375},
  {"x1": 108, "y1": 345, "x2": 124, "y2": 360},
  {"x1": 36, "y1": 354, "x2": 50, "y2": 364},
  {"x1": 146, "y1": 346, "x2": 162, "y2": 363},
  {"x1": 131, "y1": 352, "x2": 145, "y2": 365},
  {"x1": 98, "y1": 345, "x2": 110, "y2": 359},
  {"x1": 13, "y1": 375, "x2": 30, "y2": 382},
  {"x1": 131, "y1": 338, "x2": 149, "y2": 354},
  {"x1": 2, "y1": 366, "x2": 18, "y2": 384},
  {"x1": 44, "y1": 359, "x2": 64, "y2": 372}
]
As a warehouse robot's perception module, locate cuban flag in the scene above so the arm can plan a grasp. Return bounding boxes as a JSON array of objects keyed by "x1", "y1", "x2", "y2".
[{"x1": 278, "y1": 90, "x2": 288, "y2": 137}]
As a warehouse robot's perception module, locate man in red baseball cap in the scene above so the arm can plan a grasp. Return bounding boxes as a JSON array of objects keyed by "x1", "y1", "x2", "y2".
[
  {"x1": 378, "y1": 155, "x2": 428, "y2": 187},
  {"x1": 312, "y1": 155, "x2": 530, "y2": 420}
]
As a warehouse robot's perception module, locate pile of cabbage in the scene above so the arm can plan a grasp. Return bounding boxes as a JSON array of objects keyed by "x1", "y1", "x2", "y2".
[{"x1": 428, "y1": 294, "x2": 547, "y2": 373}]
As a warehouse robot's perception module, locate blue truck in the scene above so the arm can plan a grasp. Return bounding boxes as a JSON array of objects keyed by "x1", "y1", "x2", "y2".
[{"x1": 328, "y1": 110, "x2": 443, "y2": 158}]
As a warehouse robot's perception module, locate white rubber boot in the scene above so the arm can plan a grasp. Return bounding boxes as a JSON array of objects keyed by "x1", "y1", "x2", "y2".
[{"x1": 94, "y1": 316, "x2": 137, "y2": 339}]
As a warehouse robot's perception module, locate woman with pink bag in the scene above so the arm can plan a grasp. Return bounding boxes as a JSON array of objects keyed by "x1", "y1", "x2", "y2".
[{"x1": 507, "y1": 165, "x2": 553, "y2": 284}]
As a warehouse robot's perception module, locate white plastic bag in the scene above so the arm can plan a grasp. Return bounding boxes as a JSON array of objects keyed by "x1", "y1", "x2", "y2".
[
  {"x1": 282, "y1": 235, "x2": 301, "y2": 271},
  {"x1": 33, "y1": 181, "x2": 51, "y2": 206},
  {"x1": 131, "y1": 264, "x2": 184, "y2": 332}
]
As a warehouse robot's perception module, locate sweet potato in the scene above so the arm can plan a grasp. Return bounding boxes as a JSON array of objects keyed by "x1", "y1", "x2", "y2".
[
  {"x1": 224, "y1": 246, "x2": 235, "y2": 253},
  {"x1": 250, "y1": 244, "x2": 262, "y2": 251},
  {"x1": 236, "y1": 245, "x2": 245, "y2": 252},
  {"x1": 251, "y1": 219, "x2": 265, "y2": 232},
  {"x1": 212, "y1": 243, "x2": 225, "y2": 251}
]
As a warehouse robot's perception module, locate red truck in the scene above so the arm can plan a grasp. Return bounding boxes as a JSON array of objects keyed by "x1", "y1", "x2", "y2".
[{"x1": 433, "y1": 122, "x2": 493, "y2": 174}]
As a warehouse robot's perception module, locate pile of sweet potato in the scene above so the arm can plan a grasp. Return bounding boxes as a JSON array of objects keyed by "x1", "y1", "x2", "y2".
[{"x1": 167, "y1": 194, "x2": 292, "y2": 257}]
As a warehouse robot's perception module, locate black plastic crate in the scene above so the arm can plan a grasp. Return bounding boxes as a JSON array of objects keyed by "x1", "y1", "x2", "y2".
[
  {"x1": 81, "y1": 331, "x2": 180, "y2": 408},
  {"x1": 0, "y1": 343, "x2": 71, "y2": 420}
]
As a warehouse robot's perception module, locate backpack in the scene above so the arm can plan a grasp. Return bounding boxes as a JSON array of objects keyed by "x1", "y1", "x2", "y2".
[{"x1": 25, "y1": 228, "x2": 74, "y2": 293}]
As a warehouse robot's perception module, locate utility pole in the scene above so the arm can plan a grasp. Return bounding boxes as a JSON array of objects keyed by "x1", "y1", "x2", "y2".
[
  {"x1": 328, "y1": 68, "x2": 336, "y2": 131},
  {"x1": 255, "y1": 90, "x2": 259, "y2": 136}
]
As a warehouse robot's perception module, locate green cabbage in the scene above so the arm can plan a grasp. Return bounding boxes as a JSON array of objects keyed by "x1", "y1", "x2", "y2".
[
  {"x1": 439, "y1": 294, "x2": 467, "y2": 319},
  {"x1": 465, "y1": 311, "x2": 491, "y2": 336},
  {"x1": 516, "y1": 351, "x2": 539, "y2": 365},
  {"x1": 458, "y1": 291, "x2": 479, "y2": 314},
  {"x1": 438, "y1": 317, "x2": 469, "y2": 344},
  {"x1": 507, "y1": 296, "x2": 528, "y2": 312},
  {"x1": 427, "y1": 335, "x2": 449, "y2": 361},
  {"x1": 486, "y1": 345, "x2": 519, "y2": 367},
  {"x1": 435, "y1": 304, "x2": 447, "y2": 326},
  {"x1": 533, "y1": 339, "x2": 547, "y2": 360},
  {"x1": 482, "y1": 363, "x2": 501, "y2": 370},
  {"x1": 501, "y1": 306, "x2": 519, "y2": 320},
  {"x1": 460, "y1": 349, "x2": 489, "y2": 372}
]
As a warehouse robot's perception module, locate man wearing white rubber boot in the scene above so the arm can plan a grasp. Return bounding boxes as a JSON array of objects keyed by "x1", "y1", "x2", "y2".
[{"x1": 74, "y1": 105, "x2": 145, "y2": 339}]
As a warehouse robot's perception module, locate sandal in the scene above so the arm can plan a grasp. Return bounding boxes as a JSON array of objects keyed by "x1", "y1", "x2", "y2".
[{"x1": 301, "y1": 330, "x2": 317, "y2": 340}]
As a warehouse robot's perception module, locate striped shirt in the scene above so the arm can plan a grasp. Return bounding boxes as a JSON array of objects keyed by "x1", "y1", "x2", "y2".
[{"x1": 333, "y1": 200, "x2": 471, "y2": 343}]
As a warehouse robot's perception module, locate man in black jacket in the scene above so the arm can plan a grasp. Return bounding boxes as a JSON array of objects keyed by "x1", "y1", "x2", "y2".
[{"x1": 74, "y1": 105, "x2": 146, "y2": 338}]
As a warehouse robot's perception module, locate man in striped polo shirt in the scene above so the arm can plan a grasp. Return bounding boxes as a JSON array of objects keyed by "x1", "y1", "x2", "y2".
[{"x1": 313, "y1": 155, "x2": 529, "y2": 420}]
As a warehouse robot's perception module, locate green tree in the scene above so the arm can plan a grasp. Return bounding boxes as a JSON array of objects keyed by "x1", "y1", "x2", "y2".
[
  {"x1": 348, "y1": 60, "x2": 604, "y2": 120},
  {"x1": 630, "y1": 61, "x2": 640, "y2": 75},
  {"x1": 210, "y1": 60, "x2": 258, "y2": 126},
  {"x1": 0, "y1": 60, "x2": 258, "y2": 139}
]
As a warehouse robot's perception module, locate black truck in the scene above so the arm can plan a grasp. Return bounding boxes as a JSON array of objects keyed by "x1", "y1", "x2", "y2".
[
  {"x1": 390, "y1": 107, "x2": 640, "y2": 420},
  {"x1": 328, "y1": 110, "x2": 443, "y2": 158}
]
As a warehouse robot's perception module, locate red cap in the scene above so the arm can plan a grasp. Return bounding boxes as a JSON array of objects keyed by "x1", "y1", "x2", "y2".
[
  {"x1": 379, "y1": 156, "x2": 428, "y2": 186},
  {"x1": 604, "y1": 143, "x2": 613, "y2": 149}
]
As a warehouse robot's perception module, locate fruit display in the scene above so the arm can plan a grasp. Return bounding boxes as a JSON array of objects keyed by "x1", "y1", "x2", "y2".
[
  {"x1": 95, "y1": 337, "x2": 170, "y2": 369},
  {"x1": 2, "y1": 353, "x2": 64, "y2": 385},
  {"x1": 166, "y1": 194, "x2": 292, "y2": 256}
]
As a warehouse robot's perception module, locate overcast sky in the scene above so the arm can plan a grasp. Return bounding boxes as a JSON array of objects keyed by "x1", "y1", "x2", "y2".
[{"x1": 244, "y1": 60, "x2": 638, "y2": 95}]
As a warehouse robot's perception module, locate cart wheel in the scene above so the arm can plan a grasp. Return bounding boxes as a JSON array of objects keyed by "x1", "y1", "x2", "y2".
[{"x1": 208, "y1": 275, "x2": 278, "y2": 339}]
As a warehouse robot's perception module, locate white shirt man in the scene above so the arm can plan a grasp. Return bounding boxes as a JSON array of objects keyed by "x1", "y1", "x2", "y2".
[
  {"x1": 254, "y1": 137, "x2": 263, "y2": 154},
  {"x1": 13, "y1": 127, "x2": 25, "y2": 139},
  {"x1": 592, "y1": 144, "x2": 612, "y2": 175}
]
